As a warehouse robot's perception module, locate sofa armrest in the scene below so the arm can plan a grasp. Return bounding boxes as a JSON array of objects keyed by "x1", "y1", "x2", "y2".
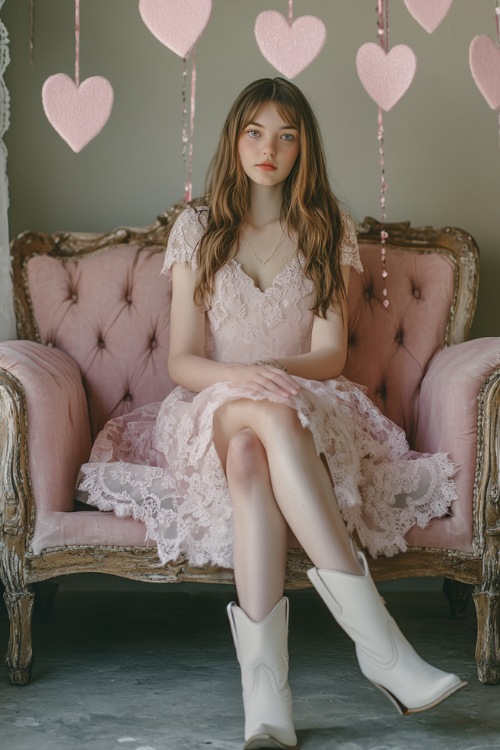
[
  {"x1": 416, "y1": 337, "x2": 500, "y2": 457},
  {"x1": 414, "y1": 338, "x2": 500, "y2": 546},
  {"x1": 0, "y1": 341, "x2": 92, "y2": 537}
]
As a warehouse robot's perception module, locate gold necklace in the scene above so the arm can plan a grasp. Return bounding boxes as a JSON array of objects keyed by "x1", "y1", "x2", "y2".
[{"x1": 242, "y1": 227, "x2": 285, "y2": 266}]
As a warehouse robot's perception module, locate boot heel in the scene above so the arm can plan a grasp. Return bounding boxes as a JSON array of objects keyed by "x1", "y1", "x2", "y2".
[
  {"x1": 308, "y1": 553, "x2": 467, "y2": 714},
  {"x1": 368, "y1": 677, "x2": 468, "y2": 716}
]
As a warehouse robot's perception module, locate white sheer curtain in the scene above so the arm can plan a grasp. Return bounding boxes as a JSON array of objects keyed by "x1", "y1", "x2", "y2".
[{"x1": 0, "y1": 1, "x2": 15, "y2": 342}]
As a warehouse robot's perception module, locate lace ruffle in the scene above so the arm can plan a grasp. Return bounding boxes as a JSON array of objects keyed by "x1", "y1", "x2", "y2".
[{"x1": 79, "y1": 376, "x2": 457, "y2": 568}]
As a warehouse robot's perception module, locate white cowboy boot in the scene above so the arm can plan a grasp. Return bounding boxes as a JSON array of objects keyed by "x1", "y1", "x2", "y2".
[
  {"x1": 227, "y1": 597, "x2": 299, "y2": 750},
  {"x1": 307, "y1": 551, "x2": 467, "y2": 715}
]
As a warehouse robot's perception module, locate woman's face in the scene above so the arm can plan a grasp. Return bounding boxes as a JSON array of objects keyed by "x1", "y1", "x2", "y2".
[{"x1": 237, "y1": 103, "x2": 300, "y2": 188}]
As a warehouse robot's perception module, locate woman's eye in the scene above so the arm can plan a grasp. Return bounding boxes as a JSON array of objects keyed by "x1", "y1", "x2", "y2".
[
  {"x1": 247, "y1": 130, "x2": 260, "y2": 138},
  {"x1": 281, "y1": 133, "x2": 294, "y2": 141}
]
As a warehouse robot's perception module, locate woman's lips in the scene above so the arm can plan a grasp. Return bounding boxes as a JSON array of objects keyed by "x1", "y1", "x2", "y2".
[{"x1": 256, "y1": 163, "x2": 277, "y2": 171}]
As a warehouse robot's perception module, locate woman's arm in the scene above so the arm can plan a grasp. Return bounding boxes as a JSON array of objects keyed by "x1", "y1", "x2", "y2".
[
  {"x1": 276, "y1": 266, "x2": 351, "y2": 381},
  {"x1": 167, "y1": 263, "x2": 299, "y2": 397}
]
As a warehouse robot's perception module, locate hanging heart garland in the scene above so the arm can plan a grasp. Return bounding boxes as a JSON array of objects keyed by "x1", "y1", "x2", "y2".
[
  {"x1": 469, "y1": 3, "x2": 500, "y2": 147},
  {"x1": 42, "y1": 74, "x2": 114, "y2": 153},
  {"x1": 357, "y1": 1, "x2": 417, "y2": 308},
  {"x1": 138, "y1": 0, "x2": 212, "y2": 59},
  {"x1": 254, "y1": 8, "x2": 326, "y2": 80},
  {"x1": 139, "y1": 0, "x2": 213, "y2": 202},
  {"x1": 42, "y1": 0, "x2": 114, "y2": 152},
  {"x1": 356, "y1": 43, "x2": 417, "y2": 112},
  {"x1": 403, "y1": 0, "x2": 453, "y2": 34},
  {"x1": 469, "y1": 35, "x2": 500, "y2": 111}
]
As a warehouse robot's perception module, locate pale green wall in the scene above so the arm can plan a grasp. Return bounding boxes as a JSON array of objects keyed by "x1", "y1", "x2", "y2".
[{"x1": 3, "y1": 0, "x2": 500, "y2": 338}]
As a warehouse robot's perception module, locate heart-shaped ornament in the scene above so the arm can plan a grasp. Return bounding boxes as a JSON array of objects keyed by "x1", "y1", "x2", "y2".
[
  {"x1": 356, "y1": 43, "x2": 417, "y2": 112},
  {"x1": 139, "y1": 0, "x2": 212, "y2": 58},
  {"x1": 403, "y1": 0, "x2": 453, "y2": 34},
  {"x1": 469, "y1": 35, "x2": 500, "y2": 110},
  {"x1": 255, "y1": 11, "x2": 327, "y2": 80},
  {"x1": 42, "y1": 74, "x2": 114, "y2": 153}
]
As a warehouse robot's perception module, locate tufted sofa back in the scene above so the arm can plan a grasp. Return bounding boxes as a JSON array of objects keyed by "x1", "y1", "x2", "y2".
[
  {"x1": 13, "y1": 213, "x2": 477, "y2": 446},
  {"x1": 26, "y1": 244, "x2": 173, "y2": 439},
  {"x1": 344, "y1": 243, "x2": 454, "y2": 445}
]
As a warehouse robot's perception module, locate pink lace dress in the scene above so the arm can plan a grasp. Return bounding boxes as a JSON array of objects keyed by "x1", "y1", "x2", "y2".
[{"x1": 78, "y1": 207, "x2": 457, "y2": 567}]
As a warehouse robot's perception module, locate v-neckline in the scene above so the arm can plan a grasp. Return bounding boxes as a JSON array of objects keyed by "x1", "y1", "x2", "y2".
[{"x1": 230, "y1": 256, "x2": 300, "y2": 295}]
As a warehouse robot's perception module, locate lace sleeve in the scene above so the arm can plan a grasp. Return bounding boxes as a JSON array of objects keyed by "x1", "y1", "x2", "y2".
[
  {"x1": 161, "y1": 206, "x2": 208, "y2": 274},
  {"x1": 340, "y1": 215, "x2": 363, "y2": 274}
]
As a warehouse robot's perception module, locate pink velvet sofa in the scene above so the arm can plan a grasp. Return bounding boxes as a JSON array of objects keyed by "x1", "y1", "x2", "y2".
[{"x1": 1, "y1": 201, "x2": 500, "y2": 687}]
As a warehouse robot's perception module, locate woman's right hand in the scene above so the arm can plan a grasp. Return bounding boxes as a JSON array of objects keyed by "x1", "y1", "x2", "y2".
[{"x1": 226, "y1": 362, "x2": 300, "y2": 398}]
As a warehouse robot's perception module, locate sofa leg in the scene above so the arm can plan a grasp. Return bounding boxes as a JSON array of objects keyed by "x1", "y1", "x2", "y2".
[
  {"x1": 443, "y1": 578, "x2": 473, "y2": 620},
  {"x1": 473, "y1": 589, "x2": 500, "y2": 684},
  {"x1": 3, "y1": 588, "x2": 35, "y2": 685}
]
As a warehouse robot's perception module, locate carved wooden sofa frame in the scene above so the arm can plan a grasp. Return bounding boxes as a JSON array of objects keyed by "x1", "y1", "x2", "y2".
[{"x1": 1, "y1": 202, "x2": 500, "y2": 687}]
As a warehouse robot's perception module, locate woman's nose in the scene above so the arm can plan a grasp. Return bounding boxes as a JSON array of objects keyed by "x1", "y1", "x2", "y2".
[{"x1": 262, "y1": 138, "x2": 276, "y2": 156}]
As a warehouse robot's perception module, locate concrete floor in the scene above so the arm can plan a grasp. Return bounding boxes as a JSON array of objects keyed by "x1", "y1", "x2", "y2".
[{"x1": 0, "y1": 582, "x2": 498, "y2": 750}]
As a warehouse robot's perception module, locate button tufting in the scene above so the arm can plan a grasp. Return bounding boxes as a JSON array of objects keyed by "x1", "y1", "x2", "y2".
[
  {"x1": 46, "y1": 341, "x2": 54, "y2": 348},
  {"x1": 376, "y1": 383, "x2": 387, "y2": 400},
  {"x1": 364, "y1": 290, "x2": 371, "y2": 300},
  {"x1": 126, "y1": 295, "x2": 132, "y2": 304},
  {"x1": 150, "y1": 339, "x2": 157, "y2": 349},
  {"x1": 395, "y1": 329, "x2": 404, "y2": 345},
  {"x1": 413, "y1": 289, "x2": 421, "y2": 299},
  {"x1": 97, "y1": 339, "x2": 105, "y2": 349},
  {"x1": 70, "y1": 293, "x2": 78, "y2": 303},
  {"x1": 124, "y1": 393, "x2": 132, "y2": 402}
]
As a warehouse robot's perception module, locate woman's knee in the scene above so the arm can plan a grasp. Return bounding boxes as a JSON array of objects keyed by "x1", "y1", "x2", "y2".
[{"x1": 226, "y1": 429, "x2": 268, "y2": 486}]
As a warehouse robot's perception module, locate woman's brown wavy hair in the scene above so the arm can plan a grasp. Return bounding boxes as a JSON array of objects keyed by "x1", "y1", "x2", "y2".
[{"x1": 194, "y1": 77, "x2": 346, "y2": 317}]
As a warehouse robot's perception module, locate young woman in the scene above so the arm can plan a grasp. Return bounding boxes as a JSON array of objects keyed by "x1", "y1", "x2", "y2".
[{"x1": 79, "y1": 78, "x2": 465, "y2": 750}]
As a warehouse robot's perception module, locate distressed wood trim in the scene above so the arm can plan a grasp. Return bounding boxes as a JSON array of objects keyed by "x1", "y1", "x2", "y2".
[
  {"x1": 24, "y1": 544, "x2": 481, "y2": 588},
  {"x1": 0, "y1": 368, "x2": 37, "y2": 685},
  {"x1": 473, "y1": 371, "x2": 500, "y2": 683},
  {"x1": 0, "y1": 368, "x2": 35, "y2": 574}
]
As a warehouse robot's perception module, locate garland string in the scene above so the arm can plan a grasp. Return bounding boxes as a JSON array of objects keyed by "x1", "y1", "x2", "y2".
[
  {"x1": 288, "y1": 0, "x2": 293, "y2": 24},
  {"x1": 182, "y1": 49, "x2": 197, "y2": 203},
  {"x1": 377, "y1": 0, "x2": 389, "y2": 308},
  {"x1": 496, "y1": 0, "x2": 500, "y2": 145},
  {"x1": 75, "y1": 0, "x2": 80, "y2": 86},
  {"x1": 29, "y1": 0, "x2": 34, "y2": 65}
]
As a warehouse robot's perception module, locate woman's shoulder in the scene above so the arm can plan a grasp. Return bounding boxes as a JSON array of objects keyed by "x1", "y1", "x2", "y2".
[
  {"x1": 172, "y1": 204, "x2": 209, "y2": 240},
  {"x1": 162, "y1": 205, "x2": 209, "y2": 274},
  {"x1": 339, "y1": 212, "x2": 363, "y2": 274}
]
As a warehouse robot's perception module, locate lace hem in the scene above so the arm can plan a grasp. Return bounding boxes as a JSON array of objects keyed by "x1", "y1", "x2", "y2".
[{"x1": 78, "y1": 377, "x2": 458, "y2": 568}]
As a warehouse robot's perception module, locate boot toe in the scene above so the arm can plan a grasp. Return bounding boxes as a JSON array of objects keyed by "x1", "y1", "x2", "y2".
[{"x1": 244, "y1": 724, "x2": 300, "y2": 749}]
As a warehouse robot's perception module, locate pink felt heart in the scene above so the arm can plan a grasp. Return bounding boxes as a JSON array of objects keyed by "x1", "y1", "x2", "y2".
[
  {"x1": 139, "y1": 0, "x2": 212, "y2": 58},
  {"x1": 255, "y1": 11, "x2": 327, "y2": 80},
  {"x1": 42, "y1": 74, "x2": 114, "y2": 153},
  {"x1": 403, "y1": 0, "x2": 453, "y2": 34},
  {"x1": 469, "y1": 35, "x2": 500, "y2": 110},
  {"x1": 356, "y1": 43, "x2": 417, "y2": 112}
]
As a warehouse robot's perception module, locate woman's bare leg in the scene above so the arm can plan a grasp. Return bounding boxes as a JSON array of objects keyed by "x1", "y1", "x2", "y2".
[
  {"x1": 221, "y1": 428, "x2": 288, "y2": 622},
  {"x1": 214, "y1": 399, "x2": 362, "y2": 577}
]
